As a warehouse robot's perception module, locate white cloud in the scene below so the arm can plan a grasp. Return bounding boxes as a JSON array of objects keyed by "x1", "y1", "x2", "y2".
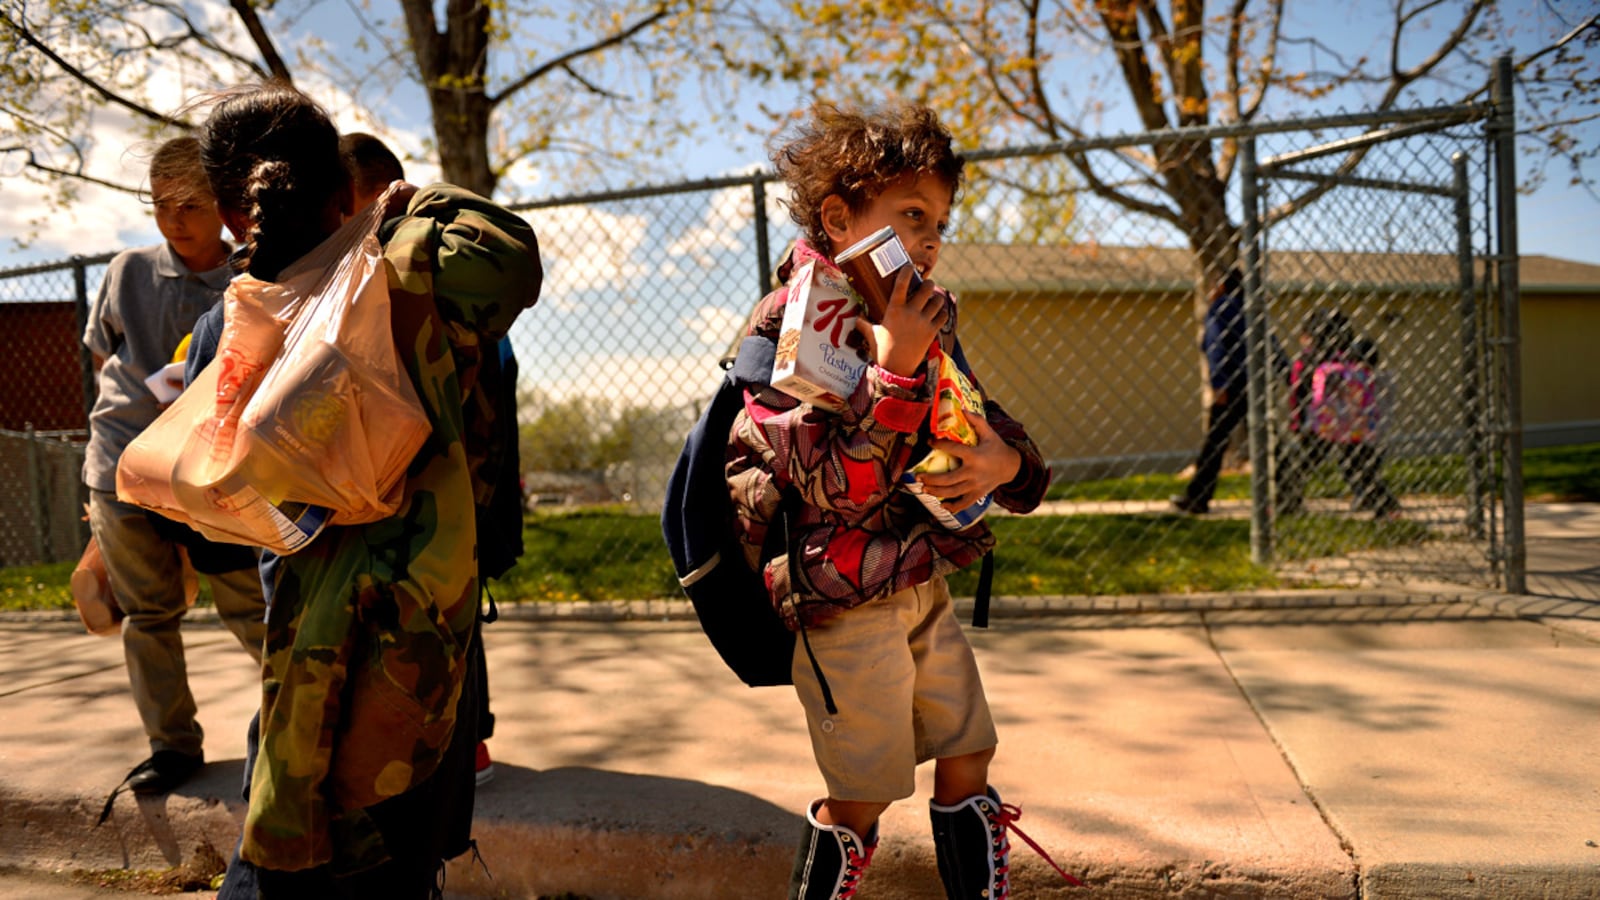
[
  {"x1": 664, "y1": 184, "x2": 752, "y2": 266},
  {"x1": 527, "y1": 205, "x2": 651, "y2": 306},
  {"x1": 680, "y1": 305, "x2": 747, "y2": 347}
]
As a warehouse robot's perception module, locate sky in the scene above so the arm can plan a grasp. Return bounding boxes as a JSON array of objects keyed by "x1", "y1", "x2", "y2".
[{"x1": 2, "y1": 0, "x2": 1596, "y2": 270}]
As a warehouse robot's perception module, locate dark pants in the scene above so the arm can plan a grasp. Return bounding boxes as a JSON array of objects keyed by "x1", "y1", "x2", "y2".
[
  {"x1": 217, "y1": 618, "x2": 484, "y2": 900},
  {"x1": 1180, "y1": 389, "x2": 1248, "y2": 508},
  {"x1": 1278, "y1": 434, "x2": 1398, "y2": 515}
]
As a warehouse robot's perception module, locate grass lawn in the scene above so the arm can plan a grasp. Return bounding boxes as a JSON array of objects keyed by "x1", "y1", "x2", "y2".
[{"x1": 4, "y1": 442, "x2": 1593, "y2": 612}]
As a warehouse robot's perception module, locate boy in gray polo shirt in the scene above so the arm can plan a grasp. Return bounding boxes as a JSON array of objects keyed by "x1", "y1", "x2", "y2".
[{"x1": 84, "y1": 135, "x2": 267, "y2": 800}]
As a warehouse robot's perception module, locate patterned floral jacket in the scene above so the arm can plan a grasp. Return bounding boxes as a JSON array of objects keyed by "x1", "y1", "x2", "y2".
[
  {"x1": 241, "y1": 184, "x2": 541, "y2": 872},
  {"x1": 727, "y1": 240, "x2": 1049, "y2": 630}
]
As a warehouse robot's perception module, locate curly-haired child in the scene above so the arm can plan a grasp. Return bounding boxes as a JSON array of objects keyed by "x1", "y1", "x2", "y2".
[{"x1": 726, "y1": 100, "x2": 1052, "y2": 898}]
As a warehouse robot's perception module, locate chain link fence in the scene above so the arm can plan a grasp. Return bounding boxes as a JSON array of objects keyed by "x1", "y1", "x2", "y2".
[
  {"x1": 2, "y1": 76, "x2": 1578, "y2": 604},
  {"x1": 498, "y1": 99, "x2": 1529, "y2": 602},
  {"x1": 0, "y1": 254, "x2": 109, "y2": 565}
]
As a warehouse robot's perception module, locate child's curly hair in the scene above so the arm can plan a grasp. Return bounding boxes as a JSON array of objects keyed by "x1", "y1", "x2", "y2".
[{"x1": 771, "y1": 101, "x2": 965, "y2": 254}]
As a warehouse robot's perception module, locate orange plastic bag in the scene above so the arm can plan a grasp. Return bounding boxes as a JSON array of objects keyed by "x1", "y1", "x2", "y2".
[
  {"x1": 117, "y1": 185, "x2": 431, "y2": 554},
  {"x1": 70, "y1": 536, "x2": 122, "y2": 636},
  {"x1": 71, "y1": 537, "x2": 199, "y2": 636}
]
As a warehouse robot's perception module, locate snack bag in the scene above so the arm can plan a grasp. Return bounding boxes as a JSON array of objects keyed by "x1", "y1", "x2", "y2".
[{"x1": 901, "y1": 348, "x2": 992, "y2": 529}]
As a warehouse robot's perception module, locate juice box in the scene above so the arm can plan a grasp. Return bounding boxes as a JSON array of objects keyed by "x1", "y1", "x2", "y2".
[{"x1": 834, "y1": 225, "x2": 921, "y2": 323}]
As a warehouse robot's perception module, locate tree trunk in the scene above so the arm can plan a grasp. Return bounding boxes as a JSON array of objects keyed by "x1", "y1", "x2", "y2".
[
  {"x1": 433, "y1": 90, "x2": 497, "y2": 198},
  {"x1": 400, "y1": 0, "x2": 499, "y2": 199}
]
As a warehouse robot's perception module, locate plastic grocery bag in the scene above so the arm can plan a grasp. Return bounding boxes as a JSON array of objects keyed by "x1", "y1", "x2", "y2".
[{"x1": 116, "y1": 184, "x2": 431, "y2": 554}]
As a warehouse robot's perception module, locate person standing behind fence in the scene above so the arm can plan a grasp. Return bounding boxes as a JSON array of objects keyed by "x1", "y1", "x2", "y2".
[
  {"x1": 1277, "y1": 309, "x2": 1398, "y2": 519},
  {"x1": 1348, "y1": 336, "x2": 1401, "y2": 519},
  {"x1": 193, "y1": 82, "x2": 541, "y2": 899},
  {"x1": 83, "y1": 135, "x2": 267, "y2": 806},
  {"x1": 729, "y1": 100, "x2": 1053, "y2": 899},
  {"x1": 1171, "y1": 268, "x2": 1247, "y2": 515}
]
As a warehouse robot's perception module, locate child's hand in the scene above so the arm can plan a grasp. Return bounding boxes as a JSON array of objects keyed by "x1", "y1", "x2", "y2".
[
  {"x1": 858, "y1": 266, "x2": 947, "y2": 377},
  {"x1": 915, "y1": 415, "x2": 1022, "y2": 512},
  {"x1": 156, "y1": 371, "x2": 185, "y2": 408}
]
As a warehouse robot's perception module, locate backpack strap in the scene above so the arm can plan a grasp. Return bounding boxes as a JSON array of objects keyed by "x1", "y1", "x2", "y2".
[
  {"x1": 780, "y1": 491, "x2": 838, "y2": 715},
  {"x1": 972, "y1": 551, "x2": 994, "y2": 629},
  {"x1": 728, "y1": 333, "x2": 776, "y2": 384},
  {"x1": 734, "y1": 335, "x2": 839, "y2": 713}
]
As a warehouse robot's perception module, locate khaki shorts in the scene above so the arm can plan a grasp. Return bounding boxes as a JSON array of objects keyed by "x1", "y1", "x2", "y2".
[{"x1": 791, "y1": 577, "x2": 998, "y2": 803}]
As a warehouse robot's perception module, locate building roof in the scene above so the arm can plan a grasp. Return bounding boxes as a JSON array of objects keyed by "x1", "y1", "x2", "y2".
[{"x1": 935, "y1": 245, "x2": 1600, "y2": 296}]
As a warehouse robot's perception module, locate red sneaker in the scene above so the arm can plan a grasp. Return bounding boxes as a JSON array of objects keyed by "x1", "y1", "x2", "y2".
[{"x1": 474, "y1": 741, "x2": 495, "y2": 786}]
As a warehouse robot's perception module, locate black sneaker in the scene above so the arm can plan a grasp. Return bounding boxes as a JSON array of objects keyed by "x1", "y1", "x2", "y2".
[
  {"x1": 1169, "y1": 494, "x2": 1209, "y2": 515},
  {"x1": 126, "y1": 750, "x2": 204, "y2": 796}
]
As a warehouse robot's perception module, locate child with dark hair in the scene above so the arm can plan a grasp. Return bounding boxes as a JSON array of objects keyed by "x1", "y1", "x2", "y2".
[
  {"x1": 1278, "y1": 310, "x2": 1398, "y2": 519},
  {"x1": 339, "y1": 131, "x2": 406, "y2": 211},
  {"x1": 728, "y1": 100, "x2": 1052, "y2": 898},
  {"x1": 193, "y1": 81, "x2": 541, "y2": 899},
  {"x1": 1349, "y1": 336, "x2": 1401, "y2": 517},
  {"x1": 85, "y1": 134, "x2": 267, "y2": 805}
]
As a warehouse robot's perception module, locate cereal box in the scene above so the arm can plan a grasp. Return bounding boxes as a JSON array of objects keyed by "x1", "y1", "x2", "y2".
[{"x1": 771, "y1": 260, "x2": 869, "y2": 413}]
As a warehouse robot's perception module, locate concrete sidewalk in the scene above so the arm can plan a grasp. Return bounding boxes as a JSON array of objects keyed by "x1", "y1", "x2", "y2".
[
  {"x1": 3, "y1": 588, "x2": 1599, "y2": 899},
  {"x1": 2, "y1": 504, "x2": 1598, "y2": 898}
]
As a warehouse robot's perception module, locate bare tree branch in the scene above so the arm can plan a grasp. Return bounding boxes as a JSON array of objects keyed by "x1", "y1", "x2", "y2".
[
  {"x1": 1380, "y1": 0, "x2": 1487, "y2": 107},
  {"x1": 490, "y1": 6, "x2": 673, "y2": 106},
  {"x1": 0, "y1": 9, "x2": 187, "y2": 127},
  {"x1": 1462, "y1": 13, "x2": 1598, "y2": 101},
  {"x1": 1, "y1": 146, "x2": 143, "y2": 194},
  {"x1": 227, "y1": 0, "x2": 294, "y2": 82},
  {"x1": 1239, "y1": 0, "x2": 1284, "y2": 123}
]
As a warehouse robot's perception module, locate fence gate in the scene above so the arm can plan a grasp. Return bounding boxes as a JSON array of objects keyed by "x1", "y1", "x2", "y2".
[{"x1": 1238, "y1": 100, "x2": 1515, "y2": 592}]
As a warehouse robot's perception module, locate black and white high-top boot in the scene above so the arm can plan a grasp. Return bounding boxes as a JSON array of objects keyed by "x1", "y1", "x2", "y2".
[
  {"x1": 930, "y1": 786, "x2": 1012, "y2": 899},
  {"x1": 788, "y1": 799, "x2": 878, "y2": 900}
]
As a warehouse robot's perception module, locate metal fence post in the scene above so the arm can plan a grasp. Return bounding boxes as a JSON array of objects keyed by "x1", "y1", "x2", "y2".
[
  {"x1": 1491, "y1": 55, "x2": 1526, "y2": 593},
  {"x1": 25, "y1": 424, "x2": 45, "y2": 563},
  {"x1": 753, "y1": 177, "x2": 772, "y2": 295},
  {"x1": 74, "y1": 255, "x2": 96, "y2": 424},
  {"x1": 1240, "y1": 136, "x2": 1272, "y2": 564},
  {"x1": 1453, "y1": 153, "x2": 1485, "y2": 538}
]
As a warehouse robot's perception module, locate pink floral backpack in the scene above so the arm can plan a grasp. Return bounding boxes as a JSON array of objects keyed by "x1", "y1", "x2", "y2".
[{"x1": 1309, "y1": 358, "x2": 1378, "y2": 443}]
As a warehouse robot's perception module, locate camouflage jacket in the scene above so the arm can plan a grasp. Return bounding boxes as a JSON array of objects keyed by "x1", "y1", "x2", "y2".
[
  {"x1": 727, "y1": 240, "x2": 1049, "y2": 630},
  {"x1": 242, "y1": 184, "x2": 541, "y2": 872}
]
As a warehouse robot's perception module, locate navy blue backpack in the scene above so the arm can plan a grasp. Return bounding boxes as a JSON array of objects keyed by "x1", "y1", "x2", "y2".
[{"x1": 662, "y1": 335, "x2": 822, "y2": 693}]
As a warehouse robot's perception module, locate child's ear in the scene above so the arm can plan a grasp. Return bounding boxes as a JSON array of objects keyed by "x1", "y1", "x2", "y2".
[
  {"x1": 218, "y1": 205, "x2": 250, "y2": 243},
  {"x1": 820, "y1": 195, "x2": 853, "y2": 245},
  {"x1": 338, "y1": 179, "x2": 355, "y2": 219}
]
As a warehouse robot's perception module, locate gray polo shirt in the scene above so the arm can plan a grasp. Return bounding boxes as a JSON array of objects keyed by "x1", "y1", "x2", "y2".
[{"x1": 82, "y1": 242, "x2": 232, "y2": 492}]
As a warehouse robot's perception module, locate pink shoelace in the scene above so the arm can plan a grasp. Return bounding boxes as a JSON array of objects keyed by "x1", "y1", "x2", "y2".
[
  {"x1": 838, "y1": 839, "x2": 876, "y2": 898},
  {"x1": 994, "y1": 801, "x2": 1086, "y2": 888}
]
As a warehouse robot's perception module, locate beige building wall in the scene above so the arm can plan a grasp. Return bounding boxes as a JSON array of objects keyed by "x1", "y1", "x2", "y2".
[
  {"x1": 956, "y1": 285, "x2": 1600, "y2": 479},
  {"x1": 1521, "y1": 293, "x2": 1600, "y2": 442},
  {"x1": 957, "y1": 289, "x2": 1202, "y2": 477},
  {"x1": 945, "y1": 249, "x2": 1600, "y2": 480}
]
